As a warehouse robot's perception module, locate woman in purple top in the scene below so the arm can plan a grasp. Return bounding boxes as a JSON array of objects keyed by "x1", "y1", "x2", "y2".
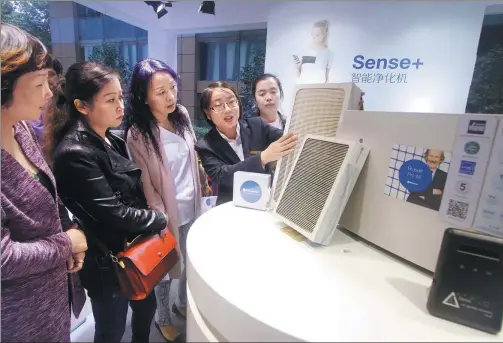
[{"x1": 1, "y1": 23, "x2": 88, "y2": 342}]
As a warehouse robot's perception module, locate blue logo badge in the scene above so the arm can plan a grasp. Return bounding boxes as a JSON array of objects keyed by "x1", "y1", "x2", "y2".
[
  {"x1": 459, "y1": 160, "x2": 476, "y2": 175},
  {"x1": 240, "y1": 180, "x2": 262, "y2": 203},
  {"x1": 464, "y1": 141, "x2": 480, "y2": 155},
  {"x1": 399, "y1": 159, "x2": 432, "y2": 192}
]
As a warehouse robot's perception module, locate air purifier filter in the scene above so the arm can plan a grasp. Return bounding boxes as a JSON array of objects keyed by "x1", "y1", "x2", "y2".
[
  {"x1": 271, "y1": 83, "x2": 362, "y2": 204},
  {"x1": 274, "y1": 135, "x2": 369, "y2": 245}
]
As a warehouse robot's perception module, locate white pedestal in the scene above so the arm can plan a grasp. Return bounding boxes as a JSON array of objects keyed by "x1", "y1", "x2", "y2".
[{"x1": 186, "y1": 202, "x2": 502, "y2": 342}]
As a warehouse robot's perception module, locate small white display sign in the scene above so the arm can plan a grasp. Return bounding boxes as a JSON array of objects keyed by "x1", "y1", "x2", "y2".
[
  {"x1": 473, "y1": 119, "x2": 503, "y2": 238},
  {"x1": 233, "y1": 171, "x2": 271, "y2": 211},
  {"x1": 439, "y1": 115, "x2": 498, "y2": 229}
]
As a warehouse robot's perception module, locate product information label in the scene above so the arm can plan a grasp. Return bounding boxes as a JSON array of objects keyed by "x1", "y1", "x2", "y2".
[
  {"x1": 439, "y1": 116, "x2": 498, "y2": 229},
  {"x1": 473, "y1": 119, "x2": 503, "y2": 238},
  {"x1": 442, "y1": 291, "x2": 495, "y2": 319}
]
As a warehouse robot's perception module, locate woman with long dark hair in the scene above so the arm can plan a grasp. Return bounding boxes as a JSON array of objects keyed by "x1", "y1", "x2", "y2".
[
  {"x1": 1, "y1": 23, "x2": 87, "y2": 342},
  {"x1": 124, "y1": 58, "x2": 211, "y2": 341},
  {"x1": 46, "y1": 61, "x2": 168, "y2": 343}
]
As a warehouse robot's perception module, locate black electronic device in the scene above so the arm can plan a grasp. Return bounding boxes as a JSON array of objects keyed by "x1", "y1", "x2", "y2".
[
  {"x1": 427, "y1": 228, "x2": 503, "y2": 334},
  {"x1": 302, "y1": 55, "x2": 316, "y2": 64}
]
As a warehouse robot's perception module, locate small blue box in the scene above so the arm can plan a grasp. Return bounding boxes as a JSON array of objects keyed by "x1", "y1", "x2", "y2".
[{"x1": 233, "y1": 171, "x2": 271, "y2": 211}]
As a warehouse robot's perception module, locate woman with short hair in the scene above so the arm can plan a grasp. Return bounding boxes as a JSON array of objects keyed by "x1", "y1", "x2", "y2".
[{"x1": 1, "y1": 22, "x2": 87, "y2": 343}]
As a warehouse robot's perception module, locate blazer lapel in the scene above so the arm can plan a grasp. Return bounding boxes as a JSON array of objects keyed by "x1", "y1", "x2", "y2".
[
  {"x1": 208, "y1": 128, "x2": 241, "y2": 164},
  {"x1": 239, "y1": 120, "x2": 252, "y2": 159}
]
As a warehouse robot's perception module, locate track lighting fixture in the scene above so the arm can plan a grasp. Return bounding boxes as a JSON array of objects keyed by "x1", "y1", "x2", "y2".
[
  {"x1": 144, "y1": 1, "x2": 172, "y2": 19},
  {"x1": 199, "y1": 1, "x2": 215, "y2": 15}
]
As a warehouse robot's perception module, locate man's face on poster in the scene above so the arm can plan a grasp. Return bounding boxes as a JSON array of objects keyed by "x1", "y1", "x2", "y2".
[{"x1": 425, "y1": 149, "x2": 443, "y2": 172}]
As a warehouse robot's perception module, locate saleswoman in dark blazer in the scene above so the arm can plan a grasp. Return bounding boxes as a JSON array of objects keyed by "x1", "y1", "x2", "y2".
[
  {"x1": 46, "y1": 61, "x2": 167, "y2": 343},
  {"x1": 195, "y1": 81, "x2": 297, "y2": 205}
]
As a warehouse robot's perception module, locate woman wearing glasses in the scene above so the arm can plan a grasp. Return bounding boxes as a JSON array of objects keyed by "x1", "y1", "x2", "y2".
[{"x1": 196, "y1": 82, "x2": 297, "y2": 205}]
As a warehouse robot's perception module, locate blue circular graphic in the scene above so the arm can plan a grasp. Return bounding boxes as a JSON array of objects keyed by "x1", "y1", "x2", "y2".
[
  {"x1": 399, "y1": 159, "x2": 432, "y2": 192},
  {"x1": 205, "y1": 198, "x2": 211, "y2": 206},
  {"x1": 240, "y1": 180, "x2": 262, "y2": 203},
  {"x1": 464, "y1": 141, "x2": 480, "y2": 155}
]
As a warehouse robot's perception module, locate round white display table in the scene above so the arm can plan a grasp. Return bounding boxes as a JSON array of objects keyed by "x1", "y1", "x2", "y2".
[{"x1": 186, "y1": 202, "x2": 501, "y2": 342}]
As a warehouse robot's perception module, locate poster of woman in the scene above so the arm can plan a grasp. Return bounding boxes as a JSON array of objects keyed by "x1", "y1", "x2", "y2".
[{"x1": 293, "y1": 20, "x2": 334, "y2": 84}]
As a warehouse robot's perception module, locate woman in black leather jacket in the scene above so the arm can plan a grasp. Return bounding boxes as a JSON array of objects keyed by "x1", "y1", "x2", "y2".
[{"x1": 45, "y1": 61, "x2": 166, "y2": 343}]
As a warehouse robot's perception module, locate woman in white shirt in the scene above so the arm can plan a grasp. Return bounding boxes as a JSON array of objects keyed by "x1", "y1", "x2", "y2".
[
  {"x1": 294, "y1": 20, "x2": 334, "y2": 83},
  {"x1": 252, "y1": 73, "x2": 287, "y2": 130},
  {"x1": 124, "y1": 58, "x2": 211, "y2": 342}
]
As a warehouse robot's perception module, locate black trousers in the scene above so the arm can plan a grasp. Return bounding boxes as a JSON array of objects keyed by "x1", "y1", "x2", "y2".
[{"x1": 89, "y1": 290, "x2": 157, "y2": 343}]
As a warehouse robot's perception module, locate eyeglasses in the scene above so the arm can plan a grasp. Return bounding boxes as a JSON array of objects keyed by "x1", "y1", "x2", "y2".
[{"x1": 210, "y1": 99, "x2": 238, "y2": 112}]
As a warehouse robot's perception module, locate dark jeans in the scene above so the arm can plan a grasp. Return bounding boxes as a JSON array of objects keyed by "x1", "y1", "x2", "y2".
[{"x1": 90, "y1": 290, "x2": 157, "y2": 343}]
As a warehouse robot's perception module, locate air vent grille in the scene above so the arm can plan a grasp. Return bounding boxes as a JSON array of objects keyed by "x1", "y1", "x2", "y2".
[
  {"x1": 276, "y1": 138, "x2": 349, "y2": 234},
  {"x1": 273, "y1": 88, "x2": 346, "y2": 201}
]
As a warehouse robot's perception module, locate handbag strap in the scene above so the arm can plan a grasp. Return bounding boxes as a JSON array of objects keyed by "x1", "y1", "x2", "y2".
[
  {"x1": 69, "y1": 204, "x2": 122, "y2": 266},
  {"x1": 65, "y1": 189, "x2": 152, "y2": 264},
  {"x1": 72, "y1": 217, "x2": 112, "y2": 255}
]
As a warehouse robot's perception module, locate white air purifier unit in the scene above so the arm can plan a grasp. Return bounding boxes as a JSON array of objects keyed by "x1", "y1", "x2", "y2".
[
  {"x1": 271, "y1": 82, "x2": 362, "y2": 204},
  {"x1": 273, "y1": 135, "x2": 369, "y2": 245}
]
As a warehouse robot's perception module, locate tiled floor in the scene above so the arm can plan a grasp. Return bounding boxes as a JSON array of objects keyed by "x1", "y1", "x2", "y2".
[{"x1": 71, "y1": 280, "x2": 185, "y2": 342}]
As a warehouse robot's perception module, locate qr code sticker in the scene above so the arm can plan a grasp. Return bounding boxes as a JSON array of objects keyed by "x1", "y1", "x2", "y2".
[{"x1": 447, "y1": 199, "x2": 469, "y2": 220}]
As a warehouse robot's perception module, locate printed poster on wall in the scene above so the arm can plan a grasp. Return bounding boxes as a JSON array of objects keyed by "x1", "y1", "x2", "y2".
[
  {"x1": 439, "y1": 116, "x2": 498, "y2": 229},
  {"x1": 265, "y1": 2, "x2": 491, "y2": 114},
  {"x1": 473, "y1": 119, "x2": 503, "y2": 238},
  {"x1": 384, "y1": 144, "x2": 451, "y2": 212}
]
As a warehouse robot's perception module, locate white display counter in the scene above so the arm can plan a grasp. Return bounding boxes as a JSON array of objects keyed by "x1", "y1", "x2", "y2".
[{"x1": 186, "y1": 202, "x2": 502, "y2": 342}]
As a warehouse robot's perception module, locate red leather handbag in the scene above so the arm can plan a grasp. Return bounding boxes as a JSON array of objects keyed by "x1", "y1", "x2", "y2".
[
  {"x1": 87, "y1": 229, "x2": 179, "y2": 301},
  {"x1": 114, "y1": 231, "x2": 179, "y2": 300},
  {"x1": 68, "y1": 201, "x2": 179, "y2": 301}
]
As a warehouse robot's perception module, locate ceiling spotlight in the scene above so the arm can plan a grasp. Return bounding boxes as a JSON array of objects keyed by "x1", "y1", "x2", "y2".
[
  {"x1": 199, "y1": 1, "x2": 215, "y2": 15},
  {"x1": 145, "y1": 1, "x2": 168, "y2": 19}
]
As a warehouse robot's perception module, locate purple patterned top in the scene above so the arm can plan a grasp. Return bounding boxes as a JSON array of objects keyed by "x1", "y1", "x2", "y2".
[
  {"x1": 29, "y1": 110, "x2": 45, "y2": 143},
  {"x1": 1, "y1": 122, "x2": 85, "y2": 342}
]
